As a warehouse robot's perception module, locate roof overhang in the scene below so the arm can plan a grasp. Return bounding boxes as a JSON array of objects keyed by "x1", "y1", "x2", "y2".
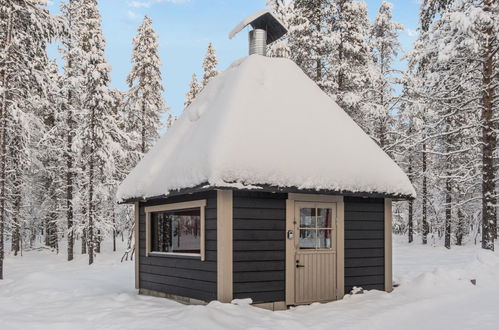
[{"x1": 118, "y1": 182, "x2": 415, "y2": 204}]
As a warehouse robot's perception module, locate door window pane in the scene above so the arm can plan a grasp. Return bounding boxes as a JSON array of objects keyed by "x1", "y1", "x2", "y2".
[
  {"x1": 300, "y1": 208, "x2": 316, "y2": 228},
  {"x1": 317, "y1": 208, "x2": 332, "y2": 228},
  {"x1": 317, "y1": 230, "x2": 332, "y2": 249},
  {"x1": 151, "y1": 208, "x2": 201, "y2": 254},
  {"x1": 299, "y1": 229, "x2": 316, "y2": 249}
]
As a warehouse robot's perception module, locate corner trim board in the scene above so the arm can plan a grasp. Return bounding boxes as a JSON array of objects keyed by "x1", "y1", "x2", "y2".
[
  {"x1": 217, "y1": 190, "x2": 233, "y2": 302},
  {"x1": 336, "y1": 198, "x2": 345, "y2": 299},
  {"x1": 384, "y1": 198, "x2": 393, "y2": 292},
  {"x1": 285, "y1": 199, "x2": 295, "y2": 305},
  {"x1": 135, "y1": 202, "x2": 140, "y2": 289}
]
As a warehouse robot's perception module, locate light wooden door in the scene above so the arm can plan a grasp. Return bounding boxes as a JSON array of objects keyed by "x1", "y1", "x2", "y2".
[{"x1": 294, "y1": 202, "x2": 337, "y2": 304}]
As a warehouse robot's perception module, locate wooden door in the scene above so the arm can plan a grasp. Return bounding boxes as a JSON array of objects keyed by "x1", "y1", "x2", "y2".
[{"x1": 294, "y1": 202, "x2": 337, "y2": 304}]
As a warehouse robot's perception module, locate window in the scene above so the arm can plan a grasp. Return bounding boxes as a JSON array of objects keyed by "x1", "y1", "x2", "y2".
[
  {"x1": 299, "y1": 207, "x2": 334, "y2": 249},
  {"x1": 145, "y1": 200, "x2": 206, "y2": 260},
  {"x1": 151, "y1": 208, "x2": 200, "y2": 254}
]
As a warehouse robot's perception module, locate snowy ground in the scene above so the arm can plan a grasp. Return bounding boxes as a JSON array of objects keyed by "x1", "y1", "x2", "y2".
[{"x1": 1, "y1": 238, "x2": 499, "y2": 330}]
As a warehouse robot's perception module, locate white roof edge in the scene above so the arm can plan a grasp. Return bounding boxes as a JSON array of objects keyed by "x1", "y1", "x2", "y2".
[{"x1": 228, "y1": 9, "x2": 272, "y2": 40}]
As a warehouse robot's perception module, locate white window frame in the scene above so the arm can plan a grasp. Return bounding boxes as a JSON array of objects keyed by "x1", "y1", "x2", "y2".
[{"x1": 145, "y1": 200, "x2": 207, "y2": 261}]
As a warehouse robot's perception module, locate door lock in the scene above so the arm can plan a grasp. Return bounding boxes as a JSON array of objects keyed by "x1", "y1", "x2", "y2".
[{"x1": 296, "y1": 260, "x2": 305, "y2": 268}]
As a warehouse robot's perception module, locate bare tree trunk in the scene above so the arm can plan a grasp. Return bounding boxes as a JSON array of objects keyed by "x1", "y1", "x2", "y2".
[
  {"x1": 445, "y1": 176, "x2": 451, "y2": 249},
  {"x1": 112, "y1": 208, "x2": 116, "y2": 252},
  {"x1": 87, "y1": 103, "x2": 96, "y2": 265},
  {"x1": 408, "y1": 147, "x2": 414, "y2": 243},
  {"x1": 81, "y1": 229, "x2": 87, "y2": 254},
  {"x1": 480, "y1": 2, "x2": 496, "y2": 251},
  {"x1": 95, "y1": 229, "x2": 101, "y2": 253},
  {"x1": 44, "y1": 217, "x2": 50, "y2": 247},
  {"x1": 11, "y1": 187, "x2": 21, "y2": 256},
  {"x1": 141, "y1": 101, "x2": 146, "y2": 154},
  {"x1": 455, "y1": 208, "x2": 465, "y2": 246},
  {"x1": 422, "y1": 142, "x2": 429, "y2": 244}
]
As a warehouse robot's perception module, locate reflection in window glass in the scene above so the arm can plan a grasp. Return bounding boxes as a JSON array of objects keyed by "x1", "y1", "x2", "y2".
[
  {"x1": 150, "y1": 208, "x2": 200, "y2": 254},
  {"x1": 317, "y1": 208, "x2": 332, "y2": 228},
  {"x1": 317, "y1": 230, "x2": 332, "y2": 249},
  {"x1": 299, "y1": 230, "x2": 316, "y2": 249},
  {"x1": 300, "y1": 208, "x2": 315, "y2": 228}
]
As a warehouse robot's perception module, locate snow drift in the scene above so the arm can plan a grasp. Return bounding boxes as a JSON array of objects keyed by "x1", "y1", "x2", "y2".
[{"x1": 117, "y1": 55, "x2": 415, "y2": 201}]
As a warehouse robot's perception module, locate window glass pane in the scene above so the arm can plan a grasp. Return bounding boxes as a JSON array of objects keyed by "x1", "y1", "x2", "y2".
[
  {"x1": 299, "y1": 229, "x2": 316, "y2": 249},
  {"x1": 150, "y1": 208, "x2": 200, "y2": 254},
  {"x1": 171, "y1": 210, "x2": 201, "y2": 253},
  {"x1": 317, "y1": 208, "x2": 333, "y2": 228},
  {"x1": 300, "y1": 208, "x2": 315, "y2": 228},
  {"x1": 317, "y1": 230, "x2": 332, "y2": 249}
]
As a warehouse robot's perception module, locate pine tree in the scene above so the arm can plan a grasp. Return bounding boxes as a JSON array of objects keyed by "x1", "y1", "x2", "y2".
[
  {"x1": 60, "y1": 0, "x2": 84, "y2": 261},
  {"x1": 367, "y1": 1, "x2": 403, "y2": 149},
  {"x1": 77, "y1": 0, "x2": 124, "y2": 264},
  {"x1": 329, "y1": 0, "x2": 373, "y2": 128},
  {"x1": 126, "y1": 15, "x2": 166, "y2": 154},
  {"x1": 202, "y1": 42, "x2": 218, "y2": 87},
  {"x1": 266, "y1": 0, "x2": 292, "y2": 58},
  {"x1": 184, "y1": 73, "x2": 201, "y2": 109},
  {"x1": 398, "y1": 0, "x2": 497, "y2": 249},
  {"x1": 166, "y1": 114, "x2": 177, "y2": 129},
  {"x1": 288, "y1": 0, "x2": 333, "y2": 92},
  {"x1": 0, "y1": 0, "x2": 59, "y2": 278}
]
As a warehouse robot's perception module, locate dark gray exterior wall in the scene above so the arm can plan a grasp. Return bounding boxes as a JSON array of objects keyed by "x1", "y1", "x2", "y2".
[
  {"x1": 138, "y1": 191, "x2": 217, "y2": 302},
  {"x1": 138, "y1": 190, "x2": 386, "y2": 303},
  {"x1": 344, "y1": 196, "x2": 385, "y2": 293},
  {"x1": 232, "y1": 191, "x2": 287, "y2": 303}
]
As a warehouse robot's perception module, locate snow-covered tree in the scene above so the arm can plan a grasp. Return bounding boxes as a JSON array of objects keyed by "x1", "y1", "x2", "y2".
[
  {"x1": 166, "y1": 114, "x2": 177, "y2": 129},
  {"x1": 0, "y1": 0, "x2": 60, "y2": 278},
  {"x1": 184, "y1": 73, "x2": 201, "y2": 109},
  {"x1": 367, "y1": 1, "x2": 403, "y2": 149},
  {"x1": 202, "y1": 42, "x2": 218, "y2": 87},
  {"x1": 396, "y1": 0, "x2": 498, "y2": 250},
  {"x1": 77, "y1": 0, "x2": 125, "y2": 264},
  {"x1": 266, "y1": 0, "x2": 292, "y2": 58},
  {"x1": 328, "y1": 0, "x2": 373, "y2": 127},
  {"x1": 287, "y1": 0, "x2": 334, "y2": 92},
  {"x1": 126, "y1": 15, "x2": 166, "y2": 154},
  {"x1": 60, "y1": 0, "x2": 85, "y2": 261}
]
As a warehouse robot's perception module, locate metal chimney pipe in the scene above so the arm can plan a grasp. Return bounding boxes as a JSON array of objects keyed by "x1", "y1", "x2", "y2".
[{"x1": 249, "y1": 29, "x2": 267, "y2": 56}]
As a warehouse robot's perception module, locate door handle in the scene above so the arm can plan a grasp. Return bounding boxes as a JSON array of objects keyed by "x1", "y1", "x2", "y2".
[{"x1": 296, "y1": 264, "x2": 305, "y2": 268}]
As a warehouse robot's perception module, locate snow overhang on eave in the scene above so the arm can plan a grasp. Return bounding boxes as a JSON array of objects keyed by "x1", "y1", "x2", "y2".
[{"x1": 117, "y1": 183, "x2": 414, "y2": 204}]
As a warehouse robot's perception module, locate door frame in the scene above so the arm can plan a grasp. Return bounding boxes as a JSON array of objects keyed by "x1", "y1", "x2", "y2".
[{"x1": 285, "y1": 194, "x2": 344, "y2": 305}]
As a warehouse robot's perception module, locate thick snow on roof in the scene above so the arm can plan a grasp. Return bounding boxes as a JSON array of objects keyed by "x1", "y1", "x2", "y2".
[{"x1": 117, "y1": 55, "x2": 415, "y2": 201}]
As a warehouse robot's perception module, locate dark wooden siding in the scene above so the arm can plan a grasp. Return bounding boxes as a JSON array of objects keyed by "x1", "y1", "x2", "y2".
[
  {"x1": 232, "y1": 191, "x2": 287, "y2": 303},
  {"x1": 344, "y1": 196, "x2": 385, "y2": 293},
  {"x1": 138, "y1": 191, "x2": 217, "y2": 302}
]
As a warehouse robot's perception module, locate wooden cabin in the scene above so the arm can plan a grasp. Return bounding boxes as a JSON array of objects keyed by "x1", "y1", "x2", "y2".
[{"x1": 117, "y1": 10, "x2": 415, "y2": 310}]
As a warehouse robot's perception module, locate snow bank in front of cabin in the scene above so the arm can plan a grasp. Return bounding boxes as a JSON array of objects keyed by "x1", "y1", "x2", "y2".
[
  {"x1": 1, "y1": 240, "x2": 499, "y2": 329},
  {"x1": 117, "y1": 55, "x2": 415, "y2": 201}
]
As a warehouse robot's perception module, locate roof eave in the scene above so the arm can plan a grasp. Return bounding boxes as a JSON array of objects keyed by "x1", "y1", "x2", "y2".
[{"x1": 118, "y1": 183, "x2": 415, "y2": 204}]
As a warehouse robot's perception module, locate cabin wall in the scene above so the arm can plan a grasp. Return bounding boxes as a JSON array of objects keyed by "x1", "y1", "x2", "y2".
[
  {"x1": 232, "y1": 191, "x2": 287, "y2": 303},
  {"x1": 138, "y1": 191, "x2": 217, "y2": 302},
  {"x1": 344, "y1": 196, "x2": 385, "y2": 293}
]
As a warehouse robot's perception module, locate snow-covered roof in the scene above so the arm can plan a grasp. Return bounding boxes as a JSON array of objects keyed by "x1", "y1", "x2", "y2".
[{"x1": 117, "y1": 55, "x2": 416, "y2": 202}]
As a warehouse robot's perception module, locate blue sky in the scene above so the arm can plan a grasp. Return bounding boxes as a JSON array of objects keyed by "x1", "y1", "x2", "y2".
[{"x1": 46, "y1": 0, "x2": 420, "y2": 119}]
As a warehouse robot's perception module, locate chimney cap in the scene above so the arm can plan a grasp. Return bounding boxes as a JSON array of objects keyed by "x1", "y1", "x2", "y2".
[{"x1": 229, "y1": 9, "x2": 287, "y2": 44}]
